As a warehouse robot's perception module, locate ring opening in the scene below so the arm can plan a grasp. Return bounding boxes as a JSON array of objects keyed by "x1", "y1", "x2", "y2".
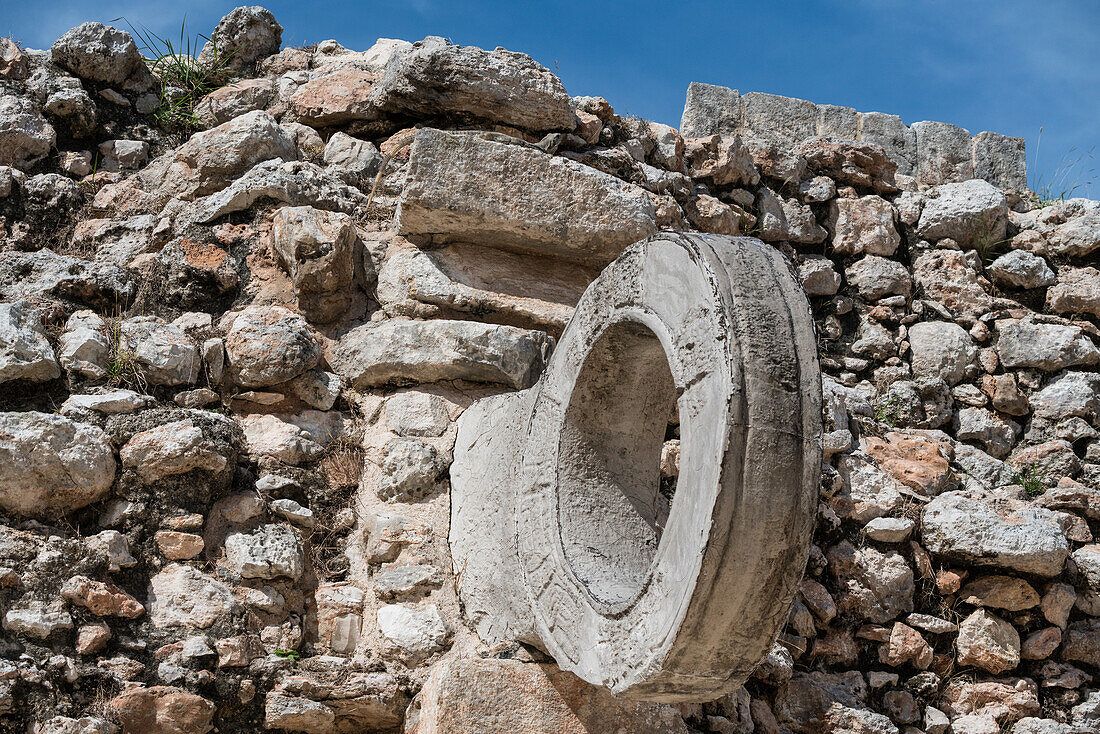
[{"x1": 557, "y1": 319, "x2": 678, "y2": 607}]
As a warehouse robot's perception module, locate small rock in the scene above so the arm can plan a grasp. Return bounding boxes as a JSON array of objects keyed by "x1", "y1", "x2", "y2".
[
  {"x1": 959, "y1": 575, "x2": 1039, "y2": 611},
  {"x1": 377, "y1": 438, "x2": 446, "y2": 502},
  {"x1": 120, "y1": 420, "x2": 227, "y2": 482},
  {"x1": 377, "y1": 603, "x2": 450, "y2": 658},
  {"x1": 0, "y1": 300, "x2": 60, "y2": 384},
  {"x1": 225, "y1": 523, "x2": 304, "y2": 580},
  {"x1": 864, "y1": 517, "x2": 915, "y2": 543},
  {"x1": 956, "y1": 608, "x2": 1020, "y2": 674},
  {"x1": 155, "y1": 531, "x2": 205, "y2": 560},
  {"x1": 62, "y1": 575, "x2": 144, "y2": 618},
  {"x1": 987, "y1": 250, "x2": 1055, "y2": 289}
]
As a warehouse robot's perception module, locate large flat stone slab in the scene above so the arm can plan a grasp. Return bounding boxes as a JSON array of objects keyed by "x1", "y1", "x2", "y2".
[
  {"x1": 332, "y1": 318, "x2": 552, "y2": 390},
  {"x1": 406, "y1": 657, "x2": 688, "y2": 734},
  {"x1": 395, "y1": 128, "x2": 657, "y2": 265}
]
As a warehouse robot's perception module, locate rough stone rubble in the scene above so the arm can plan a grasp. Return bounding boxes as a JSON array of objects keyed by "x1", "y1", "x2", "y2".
[{"x1": 0, "y1": 6, "x2": 1097, "y2": 734}]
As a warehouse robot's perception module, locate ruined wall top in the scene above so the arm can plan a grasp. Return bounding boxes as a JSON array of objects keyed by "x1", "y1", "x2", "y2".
[{"x1": 680, "y1": 81, "x2": 1026, "y2": 191}]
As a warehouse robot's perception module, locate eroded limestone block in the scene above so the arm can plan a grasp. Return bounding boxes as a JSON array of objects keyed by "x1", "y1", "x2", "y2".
[
  {"x1": 450, "y1": 233, "x2": 821, "y2": 701},
  {"x1": 395, "y1": 128, "x2": 657, "y2": 265}
]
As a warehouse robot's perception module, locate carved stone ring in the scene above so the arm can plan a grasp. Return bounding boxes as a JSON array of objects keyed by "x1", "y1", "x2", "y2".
[{"x1": 450, "y1": 232, "x2": 822, "y2": 701}]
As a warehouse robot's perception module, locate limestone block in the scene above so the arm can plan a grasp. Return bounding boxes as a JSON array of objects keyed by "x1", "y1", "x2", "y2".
[{"x1": 395, "y1": 128, "x2": 657, "y2": 265}]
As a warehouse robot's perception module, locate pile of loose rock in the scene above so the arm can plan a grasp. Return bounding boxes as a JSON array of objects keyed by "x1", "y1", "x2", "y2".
[{"x1": 0, "y1": 5, "x2": 1097, "y2": 734}]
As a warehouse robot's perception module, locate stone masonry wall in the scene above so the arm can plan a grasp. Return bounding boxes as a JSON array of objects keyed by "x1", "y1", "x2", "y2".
[
  {"x1": 681, "y1": 82, "x2": 1028, "y2": 191},
  {"x1": 0, "y1": 6, "x2": 1097, "y2": 734}
]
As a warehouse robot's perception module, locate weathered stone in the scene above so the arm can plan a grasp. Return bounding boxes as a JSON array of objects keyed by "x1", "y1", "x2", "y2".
[
  {"x1": 956, "y1": 608, "x2": 1020, "y2": 674},
  {"x1": 374, "y1": 565, "x2": 442, "y2": 600},
  {"x1": 773, "y1": 671, "x2": 868, "y2": 734},
  {"x1": 799, "y1": 255, "x2": 842, "y2": 296},
  {"x1": 913, "y1": 250, "x2": 993, "y2": 319},
  {"x1": 1020, "y1": 627, "x2": 1062, "y2": 660},
  {"x1": 193, "y1": 78, "x2": 274, "y2": 126},
  {"x1": 148, "y1": 564, "x2": 240, "y2": 630},
  {"x1": 1073, "y1": 544, "x2": 1100, "y2": 591},
  {"x1": 181, "y1": 160, "x2": 368, "y2": 225},
  {"x1": 878, "y1": 622, "x2": 932, "y2": 669},
  {"x1": 1008, "y1": 439, "x2": 1081, "y2": 483},
  {"x1": 290, "y1": 66, "x2": 380, "y2": 126},
  {"x1": 2, "y1": 599, "x2": 72, "y2": 639},
  {"x1": 0, "y1": 94, "x2": 56, "y2": 169},
  {"x1": 270, "y1": 206, "x2": 361, "y2": 323},
  {"x1": 796, "y1": 137, "x2": 898, "y2": 193},
  {"x1": 99, "y1": 139, "x2": 148, "y2": 170},
  {"x1": 396, "y1": 128, "x2": 657, "y2": 265},
  {"x1": 61, "y1": 575, "x2": 144, "y2": 618},
  {"x1": 1046, "y1": 266, "x2": 1100, "y2": 319},
  {"x1": 987, "y1": 373, "x2": 1030, "y2": 417},
  {"x1": 679, "y1": 82, "x2": 741, "y2": 138},
  {"x1": 314, "y1": 583, "x2": 363, "y2": 654},
  {"x1": 385, "y1": 391, "x2": 450, "y2": 437},
  {"x1": 322, "y1": 131, "x2": 382, "y2": 180},
  {"x1": 860, "y1": 112, "x2": 917, "y2": 175},
  {"x1": 136, "y1": 111, "x2": 296, "y2": 201},
  {"x1": 954, "y1": 443, "x2": 1017, "y2": 490},
  {"x1": 864, "y1": 517, "x2": 915, "y2": 543},
  {"x1": 685, "y1": 193, "x2": 744, "y2": 236},
  {"x1": 0, "y1": 300, "x2": 59, "y2": 383},
  {"x1": 1062, "y1": 619, "x2": 1100, "y2": 667},
  {"x1": 238, "y1": 411, "x2": 342, "y2": 464},
  {"x1": 51, "y1": 22, "x2": 146, "y2": 86},
  {"x1": 939, "y1": 677, "x2": 1040, "y2": 724},
  {"x1": 834, "y1": 453, "x2": 905, "y2": 522},
  {"x1": 264, "y1": 694, "x2": 334, "y2": 734},
  {"x1": 407, "y1": 657, "x2": 688, "y2": 733},
  {"x1": 913, "y1": 120, "x2": 973, "y2": 185},
  {"x1": 107, "y1": 686, "x2": 215, "y2": 734},
  {"x1": 987, "y1": 250, "x2": 1056, "y2": 289},
  {"x1": 917, "y1": 179, "x2": 1008, "y2": 246},
  {"x1": 740, "y1": 91, "x2": 818, "y2": 148},
  {"x1": 225, "y1": 523, "x2": 304, "y2": 580},
  {"x1": 377, "y1": 603, "x2": 450, "y2": 659},
  {"x1": 996, "y1": 319, "x2": 1100, "y2": 371},
  {"x1": 1030, "y1": 371, "x2": 1100, "y2": 422},
  {"x1": 155, "y1": 531, "x2": 205, "y2": 561},
  {"x1": 197, "y1": 6, "x2": 282, "y2": 72},
  {"x1": 921, "y1": 491, "x2": 1070, "y2": 576},
  {"x1": 377, "y1": 438, "x2": 446, "y2": 502},
  {"x1": 908, "y1": 321, "x2": 975, "y2": 386},
  {"x1": 373, "y1": 36, "x2": 574, "y2": 131},
  {"x1": 333, "y1": 318, "x2": 552, "y2": 390},
  {"x1": 0, "y1": 249, "x2": 134, "y2": 308},
  {"x1": 1048, "y1": 211, "x2": 1100, "y2": 258},
  {"x1": 959, "y1": 575, "x2": 1039, "y2": 611},
  {"x1": 115, "y1": 317, "x2": 202, "y2": 386},
  {"x1": 845, "y1": 255, "x2": 911, "y2": 300},
  {"x1": 57, "y1": 310, "x2": 108, "y2": 378},
  {"x1": 827, "y1": 541, "x2": 914, "y2": 624},
  {"x1": 225, "y1": 305, "x2": 320, "y2": 388},
  {"x1": 861, "y1": 431, "x2": 956, "y2": 496},
  {"x1": 0, "y1": 411, "x2": 116, "y2": 517},
  {"x1": 375, "y1": 240, "x2": 589, "y2": 331},
  {"x1": 120, "y1": 420, "x2": 228, "y2": 482},
  {"x1": 684, "y1": 134, "x2": 759, "y2": 186},
  {"x1": 955, "y1": 407, "x2": 1020, "y2": 459},
  {"x1": 973, "y1": 131, "x2": 1027, "y2": 191},
  {"x1": 827, "y1": 196, "x2": 900, "y2": 256}
]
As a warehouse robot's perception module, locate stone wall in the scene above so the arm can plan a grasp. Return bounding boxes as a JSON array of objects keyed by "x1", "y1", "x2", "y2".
[
  {"x1": 0, "y1": 6, "x2": 1098, "y2": 734},
  {"x1": 681, "y1": 82, "x2": 1027, "y2": 191}
]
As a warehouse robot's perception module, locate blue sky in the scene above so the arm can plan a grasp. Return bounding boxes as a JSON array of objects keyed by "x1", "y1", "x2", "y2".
[{"x1": 4, "y1": 1, "x2": 1097, "y2": 196}]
